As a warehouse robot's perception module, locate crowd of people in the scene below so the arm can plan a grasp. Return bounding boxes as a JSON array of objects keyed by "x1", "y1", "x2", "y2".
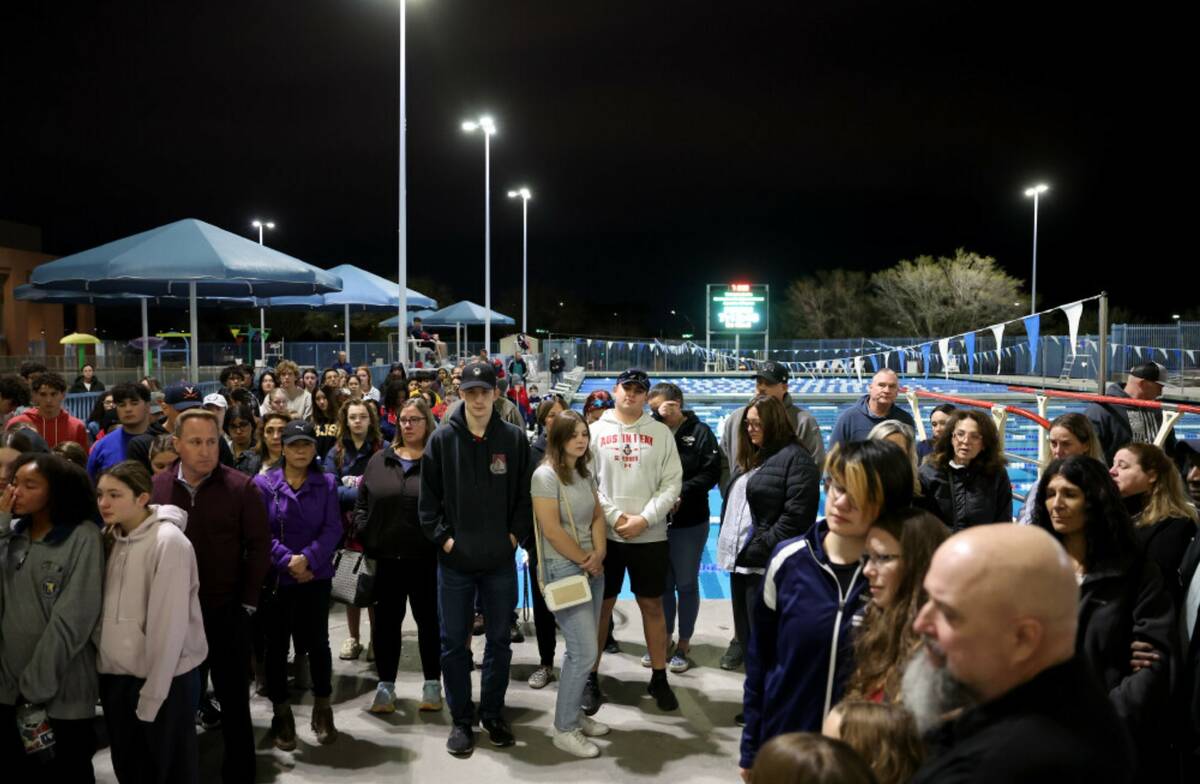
[{"x1": 0, "y1": 354, "x2": 1198, "y2": 783}]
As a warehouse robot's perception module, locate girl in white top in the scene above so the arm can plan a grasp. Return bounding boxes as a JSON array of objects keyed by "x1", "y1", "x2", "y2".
[{"x1": 95, "y1": 460, "x2": 207, "y2": 784}]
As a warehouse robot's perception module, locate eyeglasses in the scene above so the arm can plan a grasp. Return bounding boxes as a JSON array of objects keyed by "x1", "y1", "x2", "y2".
[
  {"x1": 823, "y1": 478, "x2": 859, "y2": 511},
  {"x1": 865, "y1": 553, "x2": 901, "y2": 568},
  {"x1": 952, "y1": 430, "x2": 983, "y2": 443},
  {"x1": 398, "y1": 417, "x2": 425, "y2": 426},
  {"x1": 744, "y1": 420, "x2": 763, "y2": 431}
]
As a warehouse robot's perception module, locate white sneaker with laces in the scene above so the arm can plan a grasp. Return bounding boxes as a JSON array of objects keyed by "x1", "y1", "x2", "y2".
[
  {"x1": 579, "y1": 714, "x2": 610, "y2": 737},
  {"x1": 553, "y1": 728, "x2": 600, "y2": 758},
  {"x1": 369, "y1": 682, "x2": 396, "y2": 714},
  {"x1": 339, "y1": 638, "x2": 363, "y2": 660}
]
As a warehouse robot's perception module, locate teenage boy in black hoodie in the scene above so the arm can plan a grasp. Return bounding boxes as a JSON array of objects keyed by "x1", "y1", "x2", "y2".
[
  {"x1": 648, "y1": 382, "x2": 721, "y2": 672},
  {"x1": 420, "y1": 360, "x2": 533, "y2": 757}
]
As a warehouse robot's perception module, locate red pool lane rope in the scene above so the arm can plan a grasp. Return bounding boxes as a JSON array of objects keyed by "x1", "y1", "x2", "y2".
[
  {"x1": 901, "y1": 387, "x2": 1051, "y2": 429},
  {"x1": 1006, "y1": 386, "x2": 1200, "y2": 416}
]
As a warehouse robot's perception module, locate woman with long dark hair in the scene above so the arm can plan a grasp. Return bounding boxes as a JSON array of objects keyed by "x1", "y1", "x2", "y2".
[
  {"x1": 1016, "y1": 412, "x2": 1104, "y2": 524},
  {"x1": 256, "y1": 371, "x2": 279, "y2": 415},
  {"x1": 223, "y1": 402, "x2": 260, "y2": 476},
  {"x1": 311, "y1": 384, "x2": 342, "y2": 457},
  {"x1": 0, "y1": 453, "x2": 104, "y2": 779},
  {"x1": 254, "y1": 412, "x2": 291, "y2": 476},
  {"x1": 918, "y1": 409, "x2": 1012, "y2": 529},
  {"x1": 844, "y1": 508, "x2": 948, "y2": 703},
  {"x1": 531, "y1": 410, "x2": 609, "y2": 757},
  {"x1": 718, "y1": 395, "x2": 820, "y2": 692},
  {"x1": 254, "y1": 421, "x2": 342, "y2": 750},
  {"x1": 740, "y1": 440, "x2": 914, "y2": 776},
  {"x1": 1033, "y1": 455, "x2": 1176, "y2": 782},
  {"x1": 355, "y1": 398, "x2": 443, "y2": 714}
]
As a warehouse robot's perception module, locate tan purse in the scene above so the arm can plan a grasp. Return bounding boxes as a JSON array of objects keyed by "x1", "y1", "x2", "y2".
[{"x1": 532, "y1": 479, "x2": 593, "y2": 611}]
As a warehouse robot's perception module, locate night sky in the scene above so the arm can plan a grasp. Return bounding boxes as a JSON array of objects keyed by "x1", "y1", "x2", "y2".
[{"x1": 1, "y1": 2, "x2": 1188, "y2": 336}]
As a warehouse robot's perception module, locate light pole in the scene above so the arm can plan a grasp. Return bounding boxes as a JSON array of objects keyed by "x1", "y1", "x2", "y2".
[
  {"x1": 462, "y1": 115, "x2": 497, "y2": 352},
  {"x1": 507, "y1": 187, "x2": 531, "y2": 335},
  {"x1": 251, "y1": 219, "x2": 274, "y2": 365},
  {"x1": 397, "y1": 0, "x2": 409, "y2": 366},
  {"x1": 1023, "y1": 183, "x2": 1048, "y2": 315}
]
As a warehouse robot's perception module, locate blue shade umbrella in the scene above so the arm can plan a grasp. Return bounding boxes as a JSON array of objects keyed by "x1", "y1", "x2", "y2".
[
  {"x1": 263, "y1": 264, "x2": 436, "y2": 357},
  {"x1": 29, "y1": 218, "x2": 341, "y2": 381},
  {"x1": 379, "y1": 300, "x2": 514, "y2": 360}
]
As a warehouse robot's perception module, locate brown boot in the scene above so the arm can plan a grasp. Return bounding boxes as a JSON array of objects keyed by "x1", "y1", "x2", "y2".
[
  {"x1": 271, "y1": 703, "x2": 297, "y2": 751},
  {"x1": 312, "y1": 697, "x2": 338, "y2": 745}
]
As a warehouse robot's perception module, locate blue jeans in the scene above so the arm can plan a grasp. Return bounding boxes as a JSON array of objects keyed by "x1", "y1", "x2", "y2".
[
  {"x1": 544, "y1": 559, "x2": 605, "y2": 732},
  {"x1": 662, "y1": 523, "x2": 708, "y2": 642},
  {"x1": 438, "y1": 559, "x2": 518, "y2": 726}
]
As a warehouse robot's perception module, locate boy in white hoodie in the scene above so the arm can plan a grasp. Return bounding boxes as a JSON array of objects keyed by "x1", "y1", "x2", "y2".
[
  {"x1": 95, "y1": 461, "x2": 207, "y2": 784},
  {"x1": 585, "y1": 369, "x2": 683, "y2": 713}
]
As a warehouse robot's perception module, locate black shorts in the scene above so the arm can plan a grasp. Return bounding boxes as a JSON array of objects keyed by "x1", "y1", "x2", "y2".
[{"x1": 603, "y1": 539, "x2": 670, "y2": 599}]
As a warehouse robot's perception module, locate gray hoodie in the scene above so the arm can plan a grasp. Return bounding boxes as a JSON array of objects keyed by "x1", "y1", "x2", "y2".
[
  {"x1": 589, "y1": 409, "x2": 683, "y2": 544},
  {"x1": 0, "y1": 514, "x2": 104, "y2": 719},
  {"x1": 96, "y1": 504, "x2": 208, "y2": 721}
]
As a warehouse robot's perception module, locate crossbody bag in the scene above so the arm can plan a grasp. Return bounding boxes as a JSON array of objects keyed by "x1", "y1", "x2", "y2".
[{"x1": 532, "y1": 478, "x2": 593, "y2": 612}]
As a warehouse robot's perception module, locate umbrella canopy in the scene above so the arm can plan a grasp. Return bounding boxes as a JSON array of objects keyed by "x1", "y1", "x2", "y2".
[
  {"x1": 263, "y1": 264, "x2": 435, "y2": 311},
  {"x1": 29, "y1": 218, "x2": 342, "y2": 297},
  {"x1": 59, "y1": 332, "x2": 100, "y2": 346},
  {"x1": 14, "y1": 284, "x2": 261, "y2": 308},
  {"x1": 377, "y1": 308, "x2": 437, "y2": 328},
  {"x1": 378, "y1": 300, "x2": 514, "y2": 328},
  {"x1": 29, "y1": 218, "x2": 342, "y2": 381}
]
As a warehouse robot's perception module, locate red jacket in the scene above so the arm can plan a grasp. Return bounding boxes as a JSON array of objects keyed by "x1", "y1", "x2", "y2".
[{"x1": 8, "y1": 409, "x2": 90, "y2": 452}]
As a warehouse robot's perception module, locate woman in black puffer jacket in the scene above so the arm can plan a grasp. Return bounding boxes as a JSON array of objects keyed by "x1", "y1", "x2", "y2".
[
  {"x1": 717, "y1": 395, "x2": 820, "y2": 664},
  {"x1": 918, "y1": 409, "x2": 1011, "y2": 530}
]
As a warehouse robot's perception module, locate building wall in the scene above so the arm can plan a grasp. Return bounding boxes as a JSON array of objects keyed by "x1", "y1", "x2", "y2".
[{"x1": 0, "y1": 245, "x2": 96, "y2": 358}]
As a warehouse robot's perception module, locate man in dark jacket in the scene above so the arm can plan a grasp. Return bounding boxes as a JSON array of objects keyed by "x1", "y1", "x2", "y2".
[
  {"x1": 649, "y1": 383, "x2": 721, "y2": 671},
  {"x1": 1087, "y1": 361, "x2": 1176, "y2": 467},
  {"x1": 549, "y1": 351, "x2": 565, "y2": 387},
  {"x1": 419, "y1": 360, "x2": 532, "y2": 757},
  {"x1": 907, "y1": 525, "x2": 1134, "y2": 783},
  {"x1": 150, "y1": 409, "x2": 271, "y2": 784},
  {"x1": 828, "y1": 368, "x2": 916, "y2": 449}
]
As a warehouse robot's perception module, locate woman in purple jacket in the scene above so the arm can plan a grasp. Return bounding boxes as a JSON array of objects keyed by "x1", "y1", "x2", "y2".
[{"x1": 254, "y1": 420, "x2": 342, "y2": 751}]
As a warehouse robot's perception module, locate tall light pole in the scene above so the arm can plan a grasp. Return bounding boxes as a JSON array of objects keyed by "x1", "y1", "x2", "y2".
[
  {"x1": 251, "y1": 219, "x2": 274, "y2": 365},
  {"x1": 397, "y1": 0, "x2": 408, "y2": 366},
  {"x1": 1023, "y1": 183, "x2": 1048, "y2": 315},
  {"x1": 507, "y1": 187, "x2": 531, "y2": 335},
  {"x1": 462, "y1": 115, "x2": 497, "y2": 352}
]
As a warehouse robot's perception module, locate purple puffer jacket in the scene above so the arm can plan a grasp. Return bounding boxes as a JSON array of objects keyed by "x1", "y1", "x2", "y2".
[{"x1": 253, "y1": 467, "x2": 342, "y2": 585}]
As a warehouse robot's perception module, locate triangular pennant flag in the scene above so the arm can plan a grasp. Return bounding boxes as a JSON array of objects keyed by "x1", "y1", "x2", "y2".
[
  {"x1": 1159, "y1": 347, "x2": 1170, "y2": 359},
  {"x1": 964, "y1": 332, "x2": 977, "y2": 375},
  {"x1": 1188, "y1": 350, "x2": 1196, "y2": 363},
  {"x1": 920, "y1": 344, "x2": 932, "y2": 379},
  {"x1": 884, "y1": 351, "x2": 891, "y2": 371},
  {"x1": 937, "y1": 338, "x2": 951, "y2": 378},
  {"x1": 1023, "y1": 315, "x2": 1041, "y2": 374},
  {"x1": 1060, "y1": 302, "x2": 1083, "y2": 358},
  {"x1": 991, "y1": 323, "x2": 1006, "y2": 375},
  {"x1": 853, "y1": 356, "x2": 864, "y2": 384}
]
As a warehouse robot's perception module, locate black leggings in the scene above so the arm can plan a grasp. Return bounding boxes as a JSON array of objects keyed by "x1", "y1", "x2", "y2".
[
  {"x1": 265, "y1": 580, "x2": 333, "y2": 704},
  {"x1": 373, "y1": 556, "x2": 441, "y2": 683},
  {"x1": 730, "y1": 572, "x2": 763, "y2": 648}
]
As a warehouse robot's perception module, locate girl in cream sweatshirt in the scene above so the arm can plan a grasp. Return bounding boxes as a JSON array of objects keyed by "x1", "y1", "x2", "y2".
[{"x1": 95, "y1": 460, "x2": 207, "y2": 784}]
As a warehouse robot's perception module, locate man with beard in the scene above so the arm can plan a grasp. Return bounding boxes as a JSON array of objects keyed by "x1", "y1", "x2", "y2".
[{"x1": 906, "y1": 525, "x2": 1135, "y2": 783}]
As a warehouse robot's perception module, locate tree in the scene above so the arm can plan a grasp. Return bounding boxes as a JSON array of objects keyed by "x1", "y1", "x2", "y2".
[
  {"x1": 870, "y1": 249, "x2": 1023, "y2": 336},
  {"x1": 781, "y1": 269, "x2": 874, "y2": 338}
]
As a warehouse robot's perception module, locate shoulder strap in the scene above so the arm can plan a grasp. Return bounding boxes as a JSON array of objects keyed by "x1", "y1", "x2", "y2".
[{"x1": 531, "y1": 471, "x2": 584, "y2": 591}]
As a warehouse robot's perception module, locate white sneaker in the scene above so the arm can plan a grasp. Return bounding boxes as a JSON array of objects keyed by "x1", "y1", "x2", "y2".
[
  {"x1": 368, "y1": 682, "x2": 396, "y2": 714},
  {"x1": 579, "y1": 714, "x2": 610, "y2": 737},
  {"x1": 553, "y1": 728, "x2": 600, "y2": 758},
  {"x1": 339, "y1": 638, "x2": 363, "y2": 660}
]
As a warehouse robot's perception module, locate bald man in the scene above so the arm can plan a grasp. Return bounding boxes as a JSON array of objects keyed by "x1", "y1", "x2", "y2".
[
  {"x1": 828, "y1": 369, "x2": 915, "y2": 449},
  {"x1": 908, "y1": 526, "x2": 1135, "y2": 783}
]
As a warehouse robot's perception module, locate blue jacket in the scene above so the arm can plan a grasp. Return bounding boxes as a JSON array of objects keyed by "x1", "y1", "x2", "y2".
[
  {"x1": 740, "y1": 520, "x2": 869, "y2": 769},
  {"x1": 829, "y1": 394, "x2": 916, "y2": 449},
  {"x1": 86, "y1": 426, "x2": 141, "y2": 482},
  {"x1": 253, "y1": 467, "x2": 342, "y2": 585},
  {"x1": 324, "y1": 438, "x2": 379, "y2": 510}
]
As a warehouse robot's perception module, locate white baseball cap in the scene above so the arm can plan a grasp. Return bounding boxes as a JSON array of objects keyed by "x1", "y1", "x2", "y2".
[{"x1": 203, "y1": 393, "x2": 228, "y2": 409}]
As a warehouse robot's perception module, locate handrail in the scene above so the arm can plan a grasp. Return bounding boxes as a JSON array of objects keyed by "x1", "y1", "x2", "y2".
[
  {"x1": 902, "y1": 387, "x2": 1051, "y2": 429},
  {"x1": 1007, "y1": 386, "x2": 1200, "y2": 416}
]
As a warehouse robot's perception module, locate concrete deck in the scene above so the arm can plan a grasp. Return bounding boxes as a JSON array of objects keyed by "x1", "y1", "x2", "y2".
[{"x1": 92, "y1": 600, "x2": 747, "y2": 783}]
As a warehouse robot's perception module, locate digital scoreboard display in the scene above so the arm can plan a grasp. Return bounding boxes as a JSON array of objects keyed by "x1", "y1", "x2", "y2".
[{"x1": 709, "y1": 283, "x2": 768, "y2": 333}]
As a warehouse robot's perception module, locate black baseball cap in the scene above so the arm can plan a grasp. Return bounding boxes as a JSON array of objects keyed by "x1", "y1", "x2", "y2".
[
  {"x1": 616, "y1": 368, "x2": 650, "y2": 391},
  {"x1": 1129, "y1": 361, "x2": 1167, "y2": 384},
  {"x1": 163, "y1": 382, "x2": 204, "y2": 410},
  {"x1": 459, "y1": 360, "x2": 497, "y2": 391},
  {"x1": 755, "y1": 361, "x2": 790, "y2": 385},
  {"x1": 281, "y1": 420, "x2": 317, "y2": 446}
]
